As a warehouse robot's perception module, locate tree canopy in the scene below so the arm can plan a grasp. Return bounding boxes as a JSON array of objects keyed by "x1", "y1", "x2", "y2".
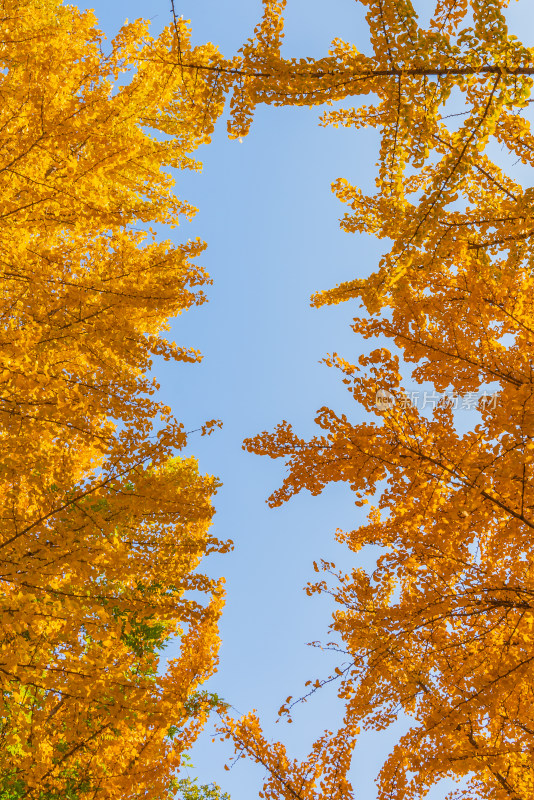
[
  {"x1": 0, "y1": 1, "x2": 230, "y2": 796},
  {"x1": 5, "y1": 0, "x2": 534, "y2": 798},
  {"x1": 214, "y1": 1, "x2": 534, "y2": 799}
]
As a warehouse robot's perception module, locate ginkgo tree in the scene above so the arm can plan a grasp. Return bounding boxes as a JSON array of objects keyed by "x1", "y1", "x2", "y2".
[
  {"x1": 200, "y1": 1, "x2": 534, "y2": 799},
  {"x1": 6, "y1": 0, "x2": 534, "y2": 796},
  {"x1": 0, "y1": 0, "x2": 233, "y2": 797}
]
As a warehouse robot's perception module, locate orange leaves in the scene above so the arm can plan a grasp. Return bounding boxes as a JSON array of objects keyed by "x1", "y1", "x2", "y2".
[
  {"x1": 202, "y1": 419, "x2": 224, "y2": 437},
  {"x1": 219, "y1": 711, "x2": 359, "y2": 800},
  {"x1": 431, "y1": 0, "x2": 470, "y2": 35},
  {"x1": 0, "y1": 457, "x2": 226, "y2": 797},
  {"x1": 4, "y1": 0, "x2": 534, "y2": 797},
  {"x1": 218, "y1": 2, "x2": 534, "y2": 799},
  {"x1": 0, "y1": 1, "x2": 230, "y2": 797}
]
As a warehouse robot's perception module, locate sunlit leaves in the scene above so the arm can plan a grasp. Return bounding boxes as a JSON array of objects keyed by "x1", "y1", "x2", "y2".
[
  {"x1": 0, "y1": 1, "x2": 229, "y2": 796},
  {"x1": 219, "y1": 1, "x2": 534, "y2": 798}
]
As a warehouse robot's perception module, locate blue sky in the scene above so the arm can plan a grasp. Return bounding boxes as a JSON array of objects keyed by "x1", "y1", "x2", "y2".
[{"x1": 73, "y1": 2, "x2": 533, "y2": 798}]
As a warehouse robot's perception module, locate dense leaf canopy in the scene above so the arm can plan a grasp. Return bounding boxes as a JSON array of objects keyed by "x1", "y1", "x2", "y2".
[
  {"x1": 0, "y1": 1, "x2": 231, "y2": 796},
  {"x1": 5, "y1": 0, "x2": 534, "y2": 798}
]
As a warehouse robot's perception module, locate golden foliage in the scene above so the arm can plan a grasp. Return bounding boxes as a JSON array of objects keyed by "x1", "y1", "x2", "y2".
[
  {"x1": 0, "y1": 1, "x2": 231, "y2": 796},
  {"x1": 217, "y1": 1, "x2": 534, "y2": 798}
]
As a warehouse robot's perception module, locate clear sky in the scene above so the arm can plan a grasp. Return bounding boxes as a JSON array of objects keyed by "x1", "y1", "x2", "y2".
[{"x1": 73, "y1": 2, "x2": 534, "y2": 799}]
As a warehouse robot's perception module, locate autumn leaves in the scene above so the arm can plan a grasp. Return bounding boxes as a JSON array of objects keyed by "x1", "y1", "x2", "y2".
[
  {"x1": 221, "y1": 1, "x2": 534, "y2": 798},
  {"x1": 2, "y1": 0, "x2": 534, "y2": 798},
  {"x1": 0, "y1": 2, "x2": 229, "y2": 797}
]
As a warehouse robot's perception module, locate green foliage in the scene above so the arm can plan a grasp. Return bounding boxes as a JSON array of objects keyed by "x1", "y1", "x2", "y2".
[
  {"x1": 168, "y1": 691, "x2": 227, "y2": 741},
  {"x1": 0, "y1": 771, "x2": 91, "y2": 800},
  {"x1": 174, "y1": 777, "x2": 231, "y2": 800},
  {"x1": 121, "y1": 615, "x2": 169, "y2": 659}
]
